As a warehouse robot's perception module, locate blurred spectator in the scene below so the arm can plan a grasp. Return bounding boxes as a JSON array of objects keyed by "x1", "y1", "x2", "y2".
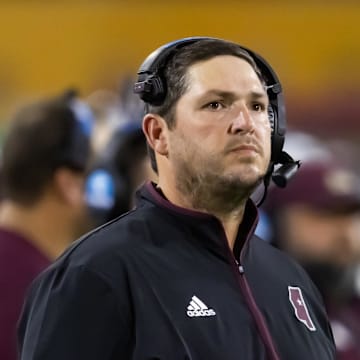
[
  {"x1": 85, "y1": 79, "x2": 155, "y2": 227},
  {"x1": 85, "y1": 121, "x2": 154, "y2": 227},
  {"x1": 86, "y1": 76, "x2": 144, "y2": 154},
  {"x1": 0, "y1": 89, "x2": 94, "y2": 360},
  {"x1": 261, "y1": 132, "x2": 360, "y2": 359},
  {"x1": 86, "y1": 88, "x2": 123, "y2": 153}
]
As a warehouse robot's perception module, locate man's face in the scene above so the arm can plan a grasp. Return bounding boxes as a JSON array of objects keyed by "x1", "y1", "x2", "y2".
[
  {"x1": 167, "y1": 55, "x2": 271, "y2": 199},
  {"x1": 280, "y1": 206, "x2": 360, "y2": 266}
]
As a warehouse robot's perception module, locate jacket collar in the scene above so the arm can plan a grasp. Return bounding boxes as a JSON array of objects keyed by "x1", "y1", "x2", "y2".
[{"x1": 137, "y1": 181, "x2": 259, "y2": 261}]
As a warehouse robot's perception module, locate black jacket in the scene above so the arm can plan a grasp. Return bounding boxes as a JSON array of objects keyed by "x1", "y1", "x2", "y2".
[{"x1": 18, "y1": 182, "x2": 336, "y2": 360}]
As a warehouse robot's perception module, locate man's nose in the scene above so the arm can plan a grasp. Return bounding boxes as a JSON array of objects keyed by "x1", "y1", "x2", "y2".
[{"x1": 228, "y1": 106, "x2": 254, "y2": 134}]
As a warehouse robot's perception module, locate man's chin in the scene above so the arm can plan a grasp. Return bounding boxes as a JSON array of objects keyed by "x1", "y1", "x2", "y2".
[
  {"x1": 216, "y1": 174, "x2": 263, "y2": 196},
  {"x1": 224, "y1": 170, "x2": 264, "y2": 188}
]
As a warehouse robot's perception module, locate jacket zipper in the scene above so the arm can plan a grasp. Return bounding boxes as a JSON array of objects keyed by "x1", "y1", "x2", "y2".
[{"x1": 233, "y1": 259, "x2": 280, "y2": 360}]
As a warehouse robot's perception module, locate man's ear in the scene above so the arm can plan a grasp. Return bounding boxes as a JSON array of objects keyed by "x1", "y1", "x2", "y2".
[
  {"x1": 53, "y1": 168, "x2": 84, "y2": 206},
  {"x1": 142, "y1": 113, "x2": 169, "y2": 156}
]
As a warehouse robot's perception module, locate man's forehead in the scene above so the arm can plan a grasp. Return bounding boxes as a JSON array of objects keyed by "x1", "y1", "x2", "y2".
[
  {"x1": 184, "y1": 74, "x2": 267, "y2": 101},
  {"x1": 185, "y1": 56, "x2": 265, "y2": 91},
  {"x1": 187, "y1": 54, "x2": 242, "y2": 70}
]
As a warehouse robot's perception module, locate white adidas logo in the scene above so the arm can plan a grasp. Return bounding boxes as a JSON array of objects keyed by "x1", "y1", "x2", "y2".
[{"x1": 186, "y1": 295, "x2": 216, "y2": 317}]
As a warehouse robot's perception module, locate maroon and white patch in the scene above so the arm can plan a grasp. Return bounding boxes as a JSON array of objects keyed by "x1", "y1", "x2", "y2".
[{"x1": 288, "y1": 286, "x2": 316, "y2": 331}]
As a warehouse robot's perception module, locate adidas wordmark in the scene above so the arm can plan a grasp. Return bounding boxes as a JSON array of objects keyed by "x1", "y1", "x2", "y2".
[{"x1": 186, "y1": 295, "x2": 216, "y2": 317}]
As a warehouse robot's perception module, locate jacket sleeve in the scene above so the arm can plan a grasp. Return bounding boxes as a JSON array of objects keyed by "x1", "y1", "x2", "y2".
[{"x1": 18, "y1": 264, "x2": 133, "y2": 360}]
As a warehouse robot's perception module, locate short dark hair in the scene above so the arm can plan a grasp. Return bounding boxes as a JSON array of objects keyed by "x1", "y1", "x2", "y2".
[
  {"x1": 1, "y1": 90, "x2": 92, "y2": 205},
  {"x1": 144, "y1": 38, "x2": 264, "y2": 172}
]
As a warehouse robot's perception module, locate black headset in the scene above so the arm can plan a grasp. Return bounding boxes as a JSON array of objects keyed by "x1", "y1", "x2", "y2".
[{"x1": 133, "y1": 36, "x2": 300, "y2": 191}]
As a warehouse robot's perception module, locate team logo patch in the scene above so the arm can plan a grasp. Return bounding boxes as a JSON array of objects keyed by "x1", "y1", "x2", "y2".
[{"x1": 288, "y1": 286, "x2": 316, "y2": 331}]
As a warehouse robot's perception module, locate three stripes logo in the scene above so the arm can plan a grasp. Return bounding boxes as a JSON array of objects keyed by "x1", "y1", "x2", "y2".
[{"x1": 186, "y1": 295, "x2": 216, "y2": 317}]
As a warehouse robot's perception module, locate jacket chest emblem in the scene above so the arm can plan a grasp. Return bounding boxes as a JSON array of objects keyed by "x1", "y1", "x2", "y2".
[
  {"x1": 186, "y1": 295, "x2": 216, "y2": 317},
  {"x1": 288, "y1": 286, "x2": 316, "y2": 331}
]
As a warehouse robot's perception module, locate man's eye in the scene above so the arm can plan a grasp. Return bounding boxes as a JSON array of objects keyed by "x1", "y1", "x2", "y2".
[
  {"x1": 206, "y1": 102, "x2": 223, "y2": 110},
  {"x1": 253, "y1": 103, "x2": 265, "y2": 112}
]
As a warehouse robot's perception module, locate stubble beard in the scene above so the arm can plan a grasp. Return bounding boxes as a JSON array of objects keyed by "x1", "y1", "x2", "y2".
[{"x1": 173, "y1": 152, "x2": 263, "y2": 216}]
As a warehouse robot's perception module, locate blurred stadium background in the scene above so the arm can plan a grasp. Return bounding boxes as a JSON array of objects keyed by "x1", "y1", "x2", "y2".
[{"x1": 0, "y1": 0, "x2": 358, "y2": 154}]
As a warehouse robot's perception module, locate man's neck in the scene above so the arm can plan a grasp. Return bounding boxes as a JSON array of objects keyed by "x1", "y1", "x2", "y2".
[
  {"x1": 215, "y1": 209, "x2": 245, "y2": 250},
  {"x1": 157, "y1": 179, "x2": 247, "y2": 250},
  {"x1": 0, "y1": 200, "x2": 74, "y2": 260}
]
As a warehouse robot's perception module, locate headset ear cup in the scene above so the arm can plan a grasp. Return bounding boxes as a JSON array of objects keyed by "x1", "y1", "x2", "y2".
[
  {"x1": 143, "y1": 75, "x2": 166, "y2": 105},
  {"x1": 134, "y1": 74, "x2": 166, "y2": 106},
  {"x1": 268, "y1": 105, "x2": 275, "y2": 136},
  {"x1": 150, "y1": 75, "x2": 166, "y2": 105},
  {"x1": 268, "y1": 103, "x2": 285, "y2": 164},
  {"x1": 268, "y1": 104, "x2": 277, "y2": 162}
]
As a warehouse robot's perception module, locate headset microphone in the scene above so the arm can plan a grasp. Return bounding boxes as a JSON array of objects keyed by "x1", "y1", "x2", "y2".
[{"x1": 271, "y1": 152, "x2": 301, "y2": 188}]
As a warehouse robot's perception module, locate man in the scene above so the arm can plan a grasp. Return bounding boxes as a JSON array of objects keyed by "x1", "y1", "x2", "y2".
[
  {"x1": 18, "y1": 37, "x2": 335, "y2": 359},
  {"x1": 262, "y1": 132, "x2": 360, "y2": 359},
  {"x1": 0, "y1": 90, "x2": 93, "y2": 360}
]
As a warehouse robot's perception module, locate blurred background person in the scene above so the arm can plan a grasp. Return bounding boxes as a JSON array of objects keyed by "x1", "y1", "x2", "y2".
[
  {"x1": 85, "y1": 121, "x2": 154, "y2": 227},
  {"x1": 260, "y1": 131, "x2": 360, "y2": 359},
  {"x1": 85, "y1": 78, "x2": 155, "y2": 227},
  {"x1": 86, "y1": 76, "x2": 146, "y2": 155},
  {"x1": 0, "y1": 89, "x2": 94, "y2": 360},
  {"x1": 86, "y1": 88, "x2": 124, "y2": 154}
]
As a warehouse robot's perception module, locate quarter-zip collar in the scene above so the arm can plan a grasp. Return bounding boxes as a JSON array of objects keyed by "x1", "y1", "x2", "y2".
[{"x1": 137, "y1": 181, "x2": 259, "y2": 260}]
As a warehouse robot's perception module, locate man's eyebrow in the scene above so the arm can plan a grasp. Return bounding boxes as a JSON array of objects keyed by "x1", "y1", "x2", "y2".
[
  {"x1": 199, "y1": 89, "x2": 268, "y2": 99},
  {"x1": 250, "y1": 91, "x2": 268, "y2": 99},
  {"x1": 199, "y1": 90, "x2": 236, "y2": 100}
]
